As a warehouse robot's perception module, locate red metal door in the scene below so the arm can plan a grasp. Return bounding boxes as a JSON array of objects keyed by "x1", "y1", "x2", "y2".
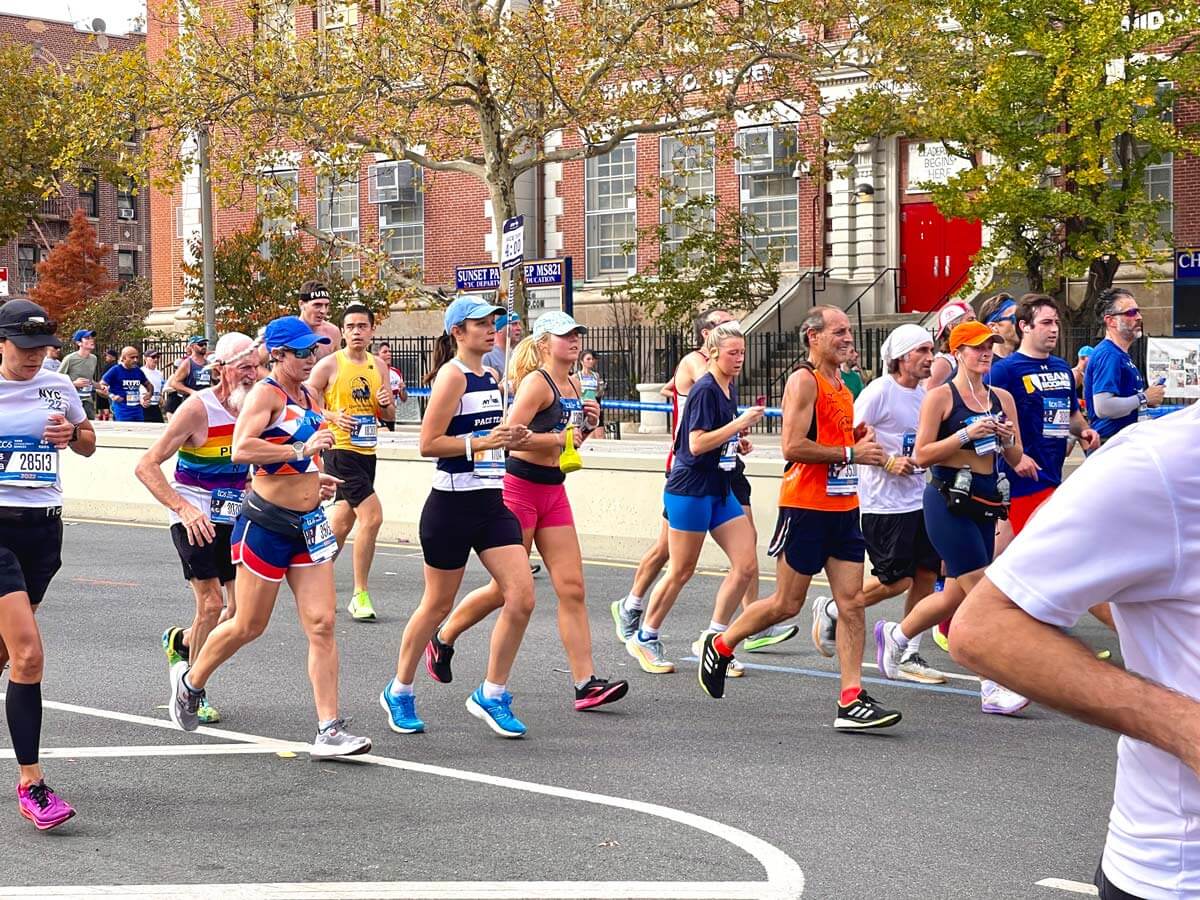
[
  {"x1": 899, "y1": 202, "x2": 982, "y2": 313},
  {"x1": 944, "y1": 214, "x2": 982, "y2": 299}
]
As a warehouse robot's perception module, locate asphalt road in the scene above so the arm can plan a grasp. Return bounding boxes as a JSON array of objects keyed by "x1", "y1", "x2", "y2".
[{"x1": 0, "y1": 519, "x2": 1118, "y2": 899}]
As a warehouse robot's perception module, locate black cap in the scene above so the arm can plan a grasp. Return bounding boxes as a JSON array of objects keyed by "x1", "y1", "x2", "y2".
[{"x1": 0, "y1": 300, "x2": 61, "y2": 349}]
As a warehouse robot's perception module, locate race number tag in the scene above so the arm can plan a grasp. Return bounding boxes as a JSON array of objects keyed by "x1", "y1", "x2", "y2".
[
  {"x1": 719, "y1": 438, "x2": 738, "y2": 471},
  {"x1": 0, "y1": 436, "x2": 59, "y2": 486},
  {"x1": 901, "y1": 431, "x2": 924, "y2": 473},
  {"x1": 150, "y1": 391, "x2": 161, "y2": 405},
  {"x1": 78, "y1": 383, "x2": 93, "y2": 399},
  {"x1": 1042, "y1": 397, "x2": 1071, "y2": 439},
  {"x1": 826, "y1": 462, "x2": 859, "y2": 496},
  {"x1": 195, "y1": 369, "x2": 212, "y2": 389},
  {"x1": 350, "y1": 414, "x2": 378, "y2": 449},
  {"x1": 966, "y1": 415, "x2": 998, "y2": 456},
  {"x1": 472, "y1": 429, "x2": 505, "y2": 480},
  {"x1": 561, "y1": 398, "x2": 585, "y2": 432},
  {"x1": 126, "y1": 389, "x2": 141, "y2": 406},
  {"x1": 300, "y1": 507, "x2": 337, "y2": 563},
  {"x1": 209, "y1": 488, "x2": 245, "y2": 524}
]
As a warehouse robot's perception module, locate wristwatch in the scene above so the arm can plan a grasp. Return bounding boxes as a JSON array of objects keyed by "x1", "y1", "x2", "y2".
[
  {"x1": 1137, "y1": 390, "x2": 1148, "y2": 409},
  {"x1": 292, "y1": 441, "x2": 306, "y2": 461},
  {"x1": 69, "y1": 423, "x2": 80, "y2": 444}
]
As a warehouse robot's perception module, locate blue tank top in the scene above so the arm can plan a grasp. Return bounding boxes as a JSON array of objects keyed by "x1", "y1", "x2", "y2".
[
  {"x1": 933, "y1": 381, "x2": 1002, "y2": 483},
  {"x1": 254, "y1": 378, "x2": 325, "y2": 476},
  {"x1": 433, "y1": 359, "x2": 504, "y2": 491},
  {"x1": 184, "y1": 358, "x2": 212, "y2": 391}
]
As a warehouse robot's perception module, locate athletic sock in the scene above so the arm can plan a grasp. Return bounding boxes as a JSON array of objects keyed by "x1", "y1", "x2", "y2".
[
  {"x1": 182, "y1": 673, "x2": 203, "y2": 695},
  {"x1": 637, "y1": 625, "x2": 659, "y2": 642},
  {"x1": 826, "y1": 598, "x2": 839, "y2": 621},
  {"x1": 318, "y1": 718, "x2": 339, "y2": 733},
  {"x1": 908, "y1": 631, "x2": 924, "y2": 654},
  {"x1": 388, "y1": 678, "x2": 414, "y2": 700},
  {"x1": 172, "y1": 629, "x2": 189, "y2": 659},
  {"x1": 839, "y1": 686, "x2": 862, "y2": 706},
  {"x1": 5, "y1": 681, "x2": 41, "y2": 766},
  {"x1": 482, "y1": 680, "x2": 506, "y2": 700},
  {"x1": 713, "y1": 634, "x2": 734, "y2": 658},
  {"x1": 892, "y1": 623, "x2": 911, "y2": 649},
  {"x1": 574, "y1": 675, "x2": 595, "y2": 691},
  {"x1": 435, "y1": 628, "x2": 453, "y2": 647},
  {"x1": 622, "y1": 593, "x2": 645, "y2": 613},
  {"x1": 708, "y1": 620, "x2": 727, "y2": 633}
]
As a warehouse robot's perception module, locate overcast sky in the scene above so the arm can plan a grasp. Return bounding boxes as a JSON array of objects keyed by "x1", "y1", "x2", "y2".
[{"x1": 0, "y1": 0, "x2": 145, "y2": 34}]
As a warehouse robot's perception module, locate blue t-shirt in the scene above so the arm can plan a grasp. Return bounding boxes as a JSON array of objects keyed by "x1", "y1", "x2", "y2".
[
  {"x1": 665, "y1": 373, "x2": 738, "y2": 498},
  {"x1": 1084, "y1": 338, "x2": 1144, "y2": 440},
  {"x1": 101, "y1": 364, "x2": 151, "y2": 423},
  {"x1": 989, "y1": 351, "x2": 1078, "y2": 497}
]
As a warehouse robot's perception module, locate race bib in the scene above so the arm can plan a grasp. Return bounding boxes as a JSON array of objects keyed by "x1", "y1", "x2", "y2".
[
  {"x1": 209, "y1": 488, "x2": 245, "y2": 524},
  {"x1": 350, "y1": 414, "x2": 378, "y2": 449},
  {"x1": 1042, "y1": 397, "x2": 1070, "y2": 439},
  {"x1": 826, "y1": 461, "x2": 859, "y2": 496},
  {"x1": 719, "y1": 438, "x2": 738, "y2": 471},
  {"x1": 150, "y1": 392, "x2": 161, "y2": 405},
  {"x1": 78, "y1": 383, "x2": 93, "y2": 399},
  {"x1": 300, "y1": 507, "x2": 337, "y2": 563},
  {"x1": 0, "y1": 436, "x2": 59, "y2": 486},
  {"x1": 472, "y1": 429, "x2": 505, "y2": 480},
  {"x1": 966, "y1": 414, "x2": 997, "y2": 456},
  {"x1": 901, "y1": 431, "x2": 925, "y2": 474},
  {"x1": 195, "y1": 369, "x2": 212, "y2": 389},
  {"x1": 561, "y1": 398, "x2": 584, "y2": 432},
  {"x1": 125, "y1": 389, "x2": 141, "y2": 406}
]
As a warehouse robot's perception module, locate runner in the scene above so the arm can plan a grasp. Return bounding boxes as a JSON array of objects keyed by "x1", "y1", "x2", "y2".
[
  {"x1": 978, "y1": 293, "x2": 1019, "y2": 358},
  {"x1": 305, "y1": 304, "x2": 395, "y2": 621},
  {"x1": 97, "y1": 349, "x2": 117, "y2": 420},
  {"x1": 100, "y1": 346, "x2": 152, "y2": 423},
  {"x1": 166, "y1": 336, "x2": 213, "y2": 416},
  {"x1": 431, "y1": 312, "x2": 628, "y2": 711},
  {"x1": 1072, "y1": 345, "x2": 1092, "y2": 415},
  {"x1": 167, "y1": 316, "x2": 372, "y2": 757},
  {"x1": 297, "y1": 281, "x2": 342, "y2": 359},
  {"x1": 57, "y1": 329, "x2": 103, "y2": 420},
  {"x1": 839, "y1": 346, "x2": 867, "y2": 399},
  {"x1": 926, "y1": 301, "x2": 976, "y2": 390},
  {"x1": 695, "y1": 308, "x2": 901, "y2": 731},
  {"x1": 373, "y1": 342, "x2": 408, "y2": 431},
  {"x1": 135, "y1": 332, "x2": 259, "y2": 725},
  {"x1": 578, "y1": 349, "x2": 605, "y2": 439},
  {"x1": 1084, "y1": 287, "x2": 1163, "y2": 444},
  {"x1": 0, "y1": 299, "x2": 95, "y2": 829},
  {"x1": 379, "y1": 296, "x2": 534, "y2": 737},
  {"x1": 482, "y1": 312, "x2": 522, "y2": 374},
  {"x1": 141, "y1": 349, "x2": 166, "y2": 424},
  {"x1": 40, "y1": 346, "x2": 61, "y2": 373},
  {"x1": 873, "y1": 320, "x2": 1033, "y2": 715}
]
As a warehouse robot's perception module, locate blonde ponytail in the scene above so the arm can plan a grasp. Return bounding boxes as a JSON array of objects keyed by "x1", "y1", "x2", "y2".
[{"x1": 508, "y1": 334, "x2": 549, "y2": 389}]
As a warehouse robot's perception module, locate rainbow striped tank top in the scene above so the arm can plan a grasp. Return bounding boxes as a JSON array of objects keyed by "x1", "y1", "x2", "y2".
[
  {"x1": 254, "y1": 377, "x2": 325, "y2": 476},
  {"x1": 170, "y1": 389, "x2": 250, "y2": 524}
]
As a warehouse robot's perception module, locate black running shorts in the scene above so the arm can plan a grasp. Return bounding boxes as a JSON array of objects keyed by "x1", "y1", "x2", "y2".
[
  {"x1": 171, "y1": 522, "x2": 236, "y2": 584},
  {"x1": 730, "y1": 462, "x2": 752, "y2": 507},
  {"x1": 323, "y1": 449, "x2": 378, "y2": 508},
  {"x1": 767, "y1": 507, "x2": 865, "y2": 576},
  {"x1": 419, "y1": 488, "x2": 523, "y2": 570},
  {"x1": 0, "y1": 511, "x2": 64, "y2": 606},
  {"x1": 861, "y1": 510, "x2": 940, "y2": 586}
]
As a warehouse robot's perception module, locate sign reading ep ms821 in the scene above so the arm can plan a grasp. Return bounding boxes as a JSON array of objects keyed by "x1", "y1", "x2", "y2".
[{"x1": 1175, "y1": 249, "x2": 1200, "y2": 336}]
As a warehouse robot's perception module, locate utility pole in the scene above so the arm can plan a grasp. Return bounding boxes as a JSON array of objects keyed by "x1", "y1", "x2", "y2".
[{"x1": 197, "y1": 124, "x2": 217, "y2": 343}]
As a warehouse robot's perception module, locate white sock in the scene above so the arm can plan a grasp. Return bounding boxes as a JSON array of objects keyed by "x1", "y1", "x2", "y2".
[
  {"x1": 482, "y1": 680, "x2": 506, "y2": 700},
  {"x1": 623, "y1": 593, "x2": 645, "y2": 613},
  {"x1": 388, "y1": 678, "x2": 414, "y2": 699},
  {"x1": 892, "y1": 623, "x2": 911, "y2": 649},
  {"x1": 908, "y1": 631, "x2": 924, "y2": 654},
  {"x1": 708, "y1": 620, "x2": 727, "y2": 633},
  {"x1": 825, "y1": 598, "x2": 838, "y2": 621}
]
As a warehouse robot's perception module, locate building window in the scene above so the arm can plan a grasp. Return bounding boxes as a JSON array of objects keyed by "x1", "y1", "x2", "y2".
[
  {"x1": 319, "y1": 0, "x2": 358, "y2": 28},
  {"x1": 660, "y1": 135, "x2": 715, "y2": 255},
  {"x1": 116, "y1": 181, "x2": 137, "y2": 220},
  {"x1": 17, "y1": 245, "x2": 39, "y2": 292},
  {"x1": 258, "y1": 169, "x2": 300, "y2": 257},
  {"x1": 738, "y1": 127, "x2": 798, "y2": 266},
  {"x1": 1146, "y1": 154, "x2": 1172, "y2": 239},
  {"x1": 317, "y1": 173, "x2": 360, "y2": 281},
  {"x1": 585, "y1": 141, "x2": 637, "y2": 280},
  {"x1": 255, "y1": 0, "x2": 295, "y2": 39},
  {"x1": 78, "y1": 173, "x2": 99, "y2": 219},
  {"x1": 371, "y1": 161, "x2": 423, "y2": 275},
  {"x1": 118, "y1": 250, "x2": 136, "y2": 287}
]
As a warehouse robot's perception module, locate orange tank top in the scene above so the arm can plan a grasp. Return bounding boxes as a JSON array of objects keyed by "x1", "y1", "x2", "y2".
[{"x1": 778, "y1": 367, "x2": 858, "y2": 512}]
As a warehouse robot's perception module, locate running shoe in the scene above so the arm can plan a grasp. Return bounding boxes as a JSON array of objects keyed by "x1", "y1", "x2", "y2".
[
  {"x1": 168, "y1": 661, "x2": 202, "y2": 732},
  {"x1": 610, "y1": 600, "x2": 641, "y2": 644},
  {"x1": 311, "y1": 719, "x2": 373, "y2": 757},
  {"x1": 1096, "y1": 648, "x2": 1112, "y2": 661},
  {"x1": 466, "y1": 686, "x2": 527, "y2": 738},
  {"x1": 379, "y1": 685, "x2": 426, "y2": 733},
  {"x1": 689, "y1": 633, "x2": 744, "y2": 677},
  {"x1": 161, "y1": 626, "x2": 185, "y2": 667},
  {"x1": 424, "y1": 632, "x2": 455, "y2": 684},
  {"x1": 873, "y1": 620, "x2": 904, "y2": 680},
  {"x1": 17, "y1": 781, "x2": 75, "y2": 831},
  {"x1": 574, "y1": 677, "x2": 629, "y2": 711},
  {"x1": 932, "y1": 618, "x2": 951, "y2": 653},
  {"x1": 980, "y1": 680, "x2": 1030, "y2": 716},
  {"x1": 897, "y1": 650, "x2": 947, "y2": 685},
  {"x1": 347, "y1": 591, "x2": 377, "y2": 621},
  {"x1": 197, "y1": 699, "x2": 221, "y2": 724},
  {"x1": 744, "y1": 623, "x2": 800, "y2": 652},
  {"x1": 626, "y1": 635, "x2": 675, "y2": 674},
  {"x1": 811, "y1": 596, "x2": 837, "y2": 657},
  {"x1": 530, "y1": 563, "x2": 542, "y2": 576},
  {"x1": 834, "y1": 691, "x2": 902, "y2": 730},
  {"x1": 697, "y1": 632, "x2": 730, "y2": 699}
]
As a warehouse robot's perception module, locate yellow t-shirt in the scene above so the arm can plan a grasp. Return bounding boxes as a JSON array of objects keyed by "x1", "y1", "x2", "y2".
[{"x1": 324, "y1": 350, "x2": 383, "y2": 454}]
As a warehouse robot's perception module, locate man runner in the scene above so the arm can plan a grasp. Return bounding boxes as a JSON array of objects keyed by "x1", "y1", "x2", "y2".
[
  {"x1": 135, "y1": 332, "x2": 259, "y2": 724},
  {"x1": 166, "y1": 336, "x2": 213, "y2": 416},
  {"x1": 1085, "y1": 287, "x2": 1163, "y2": 444},
  {"x1": 57, "y1": 329, "x2": 104, "y2": 420},
  {"x1": 298, "y1": 281, "x2": 343, "y2": 360},
  {"x1": 305, "y1": 304, "x2": 395, "y2": 621}
]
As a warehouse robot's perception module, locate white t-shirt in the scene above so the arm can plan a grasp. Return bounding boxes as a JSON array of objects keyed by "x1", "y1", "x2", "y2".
[
  {"x1": 852, "y1": 374, "x2": 925, "y2": 514},
  {"x1": 987, "y1": 403, "x2": 1200, "y2": 900},
  {"x1": 0, "y1": 369, "x2": 87, "y2": 508},
  {"x1": 142, "y1": 366, "x2": 166, "y2": 405}
]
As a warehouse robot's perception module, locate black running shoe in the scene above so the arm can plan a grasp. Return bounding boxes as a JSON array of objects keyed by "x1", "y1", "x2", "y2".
[
  {"x1": 574, "y1": 677, "x2": 629, "y2": 711},
  {"x1": 834, "y1": 691, "x2": 902, "y2": 731},
  {"x1": 424, "y1": 632, "x2": 455, "y2": 684},
  {"x1": 697, "y1": 632, "x2": 730, "y2": 699}
]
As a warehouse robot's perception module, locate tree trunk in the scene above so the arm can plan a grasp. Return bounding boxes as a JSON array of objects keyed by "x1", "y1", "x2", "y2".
[{"x1": 477, "y1": 92, "x2": 527, "y2": 319}]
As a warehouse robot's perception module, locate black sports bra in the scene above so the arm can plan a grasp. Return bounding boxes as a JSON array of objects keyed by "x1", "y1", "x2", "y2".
[{"x1": 526, "y1": 370, "x2": 583, "y2": 434}]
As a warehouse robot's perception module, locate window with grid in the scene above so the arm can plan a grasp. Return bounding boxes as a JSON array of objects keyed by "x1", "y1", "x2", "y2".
[
  {"x1": 78, "y1": 174, "x2": 99, "y2": 218},
  {"x1": 258, "y1": 169, "x2": 299, "y2": 258},
  {"x1": 1145, "y1": 156, "x2": 1172, "y2": 239},
  {"x1": 373, "y1": 161, "x2": 424, "y2": 275},
  {"x1": 319, "y1": 0, "x2": 357, "y2": 28},
  {"x1": 117, "y1": 180, "x2": 137, "y2": 219},
  {"x1": 585, "y1": 141, "x2": 637, "y2": 280},
  {"x1": 17, "y1": 245, "x2": 39, "y2": 292},
  {"x1": 118, "y1": 250, "x2": 136, "y2": 286},
  {"x1": 255, "y1": 0, "x2": 295, "y2": 39},
  {"x1": 739, "y1": 127, "x2": 798, "y2": 266},
  {"x1": 660, "y1": 135, "x2": 715, "y2": 254},
  {"x1": 317, "y1": 173, "x2": 360, "y2": 280}
]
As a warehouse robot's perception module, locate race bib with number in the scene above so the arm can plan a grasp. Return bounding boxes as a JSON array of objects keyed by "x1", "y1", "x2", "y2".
[
  {"x1": 151, "y1": 392, "x2": 161, "y2": 405},
  {"x1": 966, "y1": 415, "x2": 998, "y2": 456},
  {"x1": 561, "y1": 398, "x2": 584, "y2": 432},
  {"x1": 300, "y1": 507, "x2": 337, "y2": 563},
  {"x1": 826, "y1": 461, "x2": 859, "y2": 496},
  {"x1": 78, "y1": 383, "x2": 93, "y2": 399},
  {"x1": 0, "y1": 436, "x2": 59, "y2": 486},
  {"x1": 472, "y1": 429, "x2": 505, "y2": 480},
  {"x1": 125, "y1": 389, "x2": 141, "y2": 406},
  {"x1": 209, "y1": 488, "x2": 245, "y2": 524},
  {"x1": 901, "y1": 431, "x2": 925, "y2": 473},
  {"x1": 195, "y1": 370, "x2": 212, "y2": 389},
  {"x1": 350, "y1": 414, "x2": 378, "y2": 449},
  {"x1": 719, "y1": 438, "x2": 738, "y2": 471},
  {"x1": 1042, "y1": 397, "x2": 1071, "y2": 439}
]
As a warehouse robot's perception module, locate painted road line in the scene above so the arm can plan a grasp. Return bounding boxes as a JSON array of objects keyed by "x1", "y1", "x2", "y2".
[
  {"x1": 1035, "y1": 878, "x2": 1099, "y2": 895},
  {"x1": 679, "y1": 657, "x2": 982, "y2": 698},
  {"x1": 0, "y1": 744, "x2": 299, "y2": 760},
  {"x1": 0, "y1": 882, "x2": 771, "y2": 899},
  {"x1": 12, "y1": 697, "x2": 806, "y2": 900}
]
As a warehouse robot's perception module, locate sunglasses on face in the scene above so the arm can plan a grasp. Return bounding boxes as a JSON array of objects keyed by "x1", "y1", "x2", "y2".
[
  {"x1": 1107, "y1": 308, "x2": 1141, "y2": 319},
  {"x1": 282, "y1": 346, "x2": 318, "y2": 359}
]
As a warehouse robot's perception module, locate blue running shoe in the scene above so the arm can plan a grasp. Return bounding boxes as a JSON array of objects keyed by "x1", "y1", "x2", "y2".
[
  {"x1": 379, "y1": 683, "x2": 425, "y2": 734},
  {"x1": 466, "y1": 686, "x2": 526, "y2": 738}
]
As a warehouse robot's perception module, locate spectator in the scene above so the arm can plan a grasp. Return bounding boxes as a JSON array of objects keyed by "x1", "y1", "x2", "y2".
[
  {"x1": 840, "y1": 346, "x2": 867, "y2": 399},
  {"x1": 57, "y1": 329, "x2": 104, "y2": 420}
]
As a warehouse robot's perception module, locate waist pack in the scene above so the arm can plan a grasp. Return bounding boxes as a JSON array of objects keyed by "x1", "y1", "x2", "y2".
[
  {"x1": 241, "y1": 491, "x2": 308, "y2": 537},
  {"x1": 931, "y1": 476, "x2": 1008, "y2": 523}
]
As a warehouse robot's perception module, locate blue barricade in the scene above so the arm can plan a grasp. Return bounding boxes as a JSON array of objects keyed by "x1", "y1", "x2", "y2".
[{"x1": 403, "y1": 387, "x2": 781, "y2": 417}]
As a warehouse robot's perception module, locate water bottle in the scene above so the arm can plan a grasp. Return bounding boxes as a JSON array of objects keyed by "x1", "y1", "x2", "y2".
[{"x1": 949, "y1": 466, "x2": 972, "y2": 505}]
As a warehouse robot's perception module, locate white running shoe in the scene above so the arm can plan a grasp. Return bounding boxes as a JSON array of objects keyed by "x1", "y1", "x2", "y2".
[
  {"x1": 810, "y1": 596, "x2": 837, "y2": 657},
  {"x1": 897, "y1": 650, "x2": 947, "y2": 684},
  {"x1": 873, "y1": 620, "x2": 905, "y2": 680},
  {"x1": 980, "y1": 680, "x2": 1030, "y2": 716}
]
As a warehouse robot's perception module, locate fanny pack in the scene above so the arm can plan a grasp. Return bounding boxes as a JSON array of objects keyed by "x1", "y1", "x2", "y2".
[
  {"x1": 931, "y1": 476, "x2": 1008, "y2": 523},
  {"x1": 241, "y1": 490, "x2": 309, "y2": 538}
]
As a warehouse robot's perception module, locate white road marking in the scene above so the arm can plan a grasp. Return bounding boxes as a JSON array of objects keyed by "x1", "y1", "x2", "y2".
[
  {"x1": 1035, "y1": 877, "x2": 1099, "y2": 895},
  {"x1": 0, "y1": 744, "x2": 297, "y2": 759},
  {"x1": 0, "y1": 881, "x2": 770, "y2": 898}
]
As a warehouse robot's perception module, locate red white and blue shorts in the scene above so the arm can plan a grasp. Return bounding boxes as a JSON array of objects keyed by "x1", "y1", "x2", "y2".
[{"x1": 231, "y1": 516, "x2": 320, "y2": 583}]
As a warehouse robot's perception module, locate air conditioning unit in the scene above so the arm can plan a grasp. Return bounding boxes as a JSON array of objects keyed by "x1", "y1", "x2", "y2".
[
  {"x1": 368, "y1": 161, "x2": 420, "y2": 205},
  {"x1": 735, "y1": 127, "x2": 789, "y2": 175},
  {"x1": 118, "y1": 207, "x2": 135, "y2": 220}
]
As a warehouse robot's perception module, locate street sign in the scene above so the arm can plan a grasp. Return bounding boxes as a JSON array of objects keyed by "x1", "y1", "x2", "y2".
[
  {"x1": 0, "y1": 266, "x2": 8, "y2": 296},
  {"x1": 453, "y1": 258, "x2": 574, "y2": 319},
  {"x1": 1174, "y1": 249, "x2": 1200, "y2": 336},
  {"x1": 501, "y1": 215, "x2": 524, "y2": 270}
]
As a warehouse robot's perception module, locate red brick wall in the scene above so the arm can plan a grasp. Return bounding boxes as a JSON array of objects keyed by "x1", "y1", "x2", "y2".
[{"x1": 1175, "y1": 98, "x2": 1199, "y2": 248}]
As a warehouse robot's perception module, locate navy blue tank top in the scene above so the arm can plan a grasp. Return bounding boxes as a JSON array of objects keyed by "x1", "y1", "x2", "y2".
[{"x1": 434, "y1": 359, "x2": 503, "y2": 491}]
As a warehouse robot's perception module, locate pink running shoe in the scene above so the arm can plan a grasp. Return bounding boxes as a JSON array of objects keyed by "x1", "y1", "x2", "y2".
[
  {"x1": 574, "y1": 677, "x2": 629, "y2": 711},
  {"x1": 18, "y1": 781, "x2": 76, "y2": 831}
]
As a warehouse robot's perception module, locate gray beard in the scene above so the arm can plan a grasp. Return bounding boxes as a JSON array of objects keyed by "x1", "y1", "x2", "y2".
[{"x1": 226, "y1": 383, "x2": 251, "y2": 413}]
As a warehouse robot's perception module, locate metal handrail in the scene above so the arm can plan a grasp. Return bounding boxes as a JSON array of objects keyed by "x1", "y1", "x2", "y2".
[
  {"x1": 916, "y1": 265, "x2": 977, "y2": 326},
  {"x1": 843, "y1": 267, "x2": 900, "y2": 335},
  {"x1": 750, "y1": 269, "x2": 814, "y2": 335}
]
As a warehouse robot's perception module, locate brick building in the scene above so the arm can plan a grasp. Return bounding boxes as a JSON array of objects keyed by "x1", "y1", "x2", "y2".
[{"x1": 0, "y1": 15, "x2": 150, "y2": 299}]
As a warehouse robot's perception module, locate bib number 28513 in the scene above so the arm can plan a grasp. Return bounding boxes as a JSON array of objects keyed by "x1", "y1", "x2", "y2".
[{"x1": 0, "y1": 436, "x2": 59, "y2": 486}]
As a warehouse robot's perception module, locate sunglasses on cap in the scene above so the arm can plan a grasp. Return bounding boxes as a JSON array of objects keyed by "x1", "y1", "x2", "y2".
[{"x1": 3, "y1": 318, "x2": 58, "y2": 337}]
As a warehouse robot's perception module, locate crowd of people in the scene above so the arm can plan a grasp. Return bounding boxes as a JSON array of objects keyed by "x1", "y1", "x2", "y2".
[{"x1": 0, "y1": 282, "x2": 1196, "y2": 900}]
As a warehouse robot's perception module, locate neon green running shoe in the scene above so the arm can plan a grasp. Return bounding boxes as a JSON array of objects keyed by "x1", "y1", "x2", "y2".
[
  {"x1": 197, "y1": 700, "x2": 221, "y2": 724},
  {"x1": 744, "y1": 623, "x2": 800, "y2": 652},
  {"x1": 162, "y1": 627, "x2": 185, "y2": 667},
  {"x1": 348, "y1": 591, "x2": 377, "y2": 621}
]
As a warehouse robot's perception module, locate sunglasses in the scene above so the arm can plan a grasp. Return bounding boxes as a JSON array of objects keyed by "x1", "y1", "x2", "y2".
[
  {"x1": 282, "y1": 346, "x2": 318, "y2": 359},
  {"x1": 3, "y1": 319, "x2": 58, "y2": 336},
  {"x1": 1106, "y1": 307, "x2": 1141, "y2": 318}
]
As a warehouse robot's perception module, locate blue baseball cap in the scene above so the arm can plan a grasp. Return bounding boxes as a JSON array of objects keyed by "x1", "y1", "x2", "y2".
[
  {"x1": 187, "y1": 335, "x2": 208, "y2": 346},
  {"x1": 532, "y1": 311, "x2": 587, "y2": 339},
  {"x1": 497, "y1": 312, "x2": 522, "y2": 330},
  {"x1": 72, "y1": 329, "x2": 95, "y2": 342},
  {"x1": 263, "y1": 316, "x2": 332, "y2": 351},
  {"x1": 1078, "y1": 345, "x2": 1094, "y2": 358},
  {"x1": 444, "y1": 295, "x2": 504, "y2": 334}
]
